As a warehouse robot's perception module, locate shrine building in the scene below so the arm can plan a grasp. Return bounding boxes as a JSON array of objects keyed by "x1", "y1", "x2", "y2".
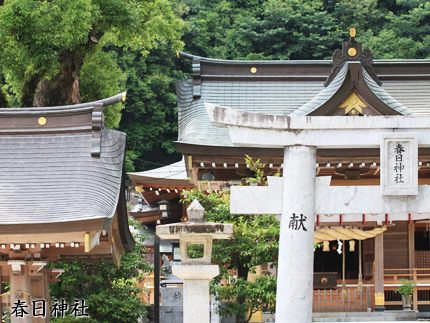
[
  {"x1": 172, "y1": 30, "x2": 430, "y2": 317},
  {"x1": 0, "y1": 93, "x2": 134, "y2": 323}
]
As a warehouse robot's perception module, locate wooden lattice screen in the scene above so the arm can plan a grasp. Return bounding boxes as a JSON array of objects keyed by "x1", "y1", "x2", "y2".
[{"x1": 416, "y1": 251, "x2": 430, "y2": 268}]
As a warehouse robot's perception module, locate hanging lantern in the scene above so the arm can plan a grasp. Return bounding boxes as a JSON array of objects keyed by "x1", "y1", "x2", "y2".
[
  {"x1": 323, "y1": 241, "x2": 330, "y2": 252},
  {"x1": 349, "y1": 240, "x2": 355, "y2": 252}
]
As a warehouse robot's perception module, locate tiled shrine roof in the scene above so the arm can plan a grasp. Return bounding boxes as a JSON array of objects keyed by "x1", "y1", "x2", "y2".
[
  {"x1": 0, "y1": 93, "x2": 134, "y2": 252},
  {"x1": 0, "y1": 130, "x2": 124, "y2": 225},
  {"x1": 176, "y1": 52, "x2": 430, "y2": 148}
]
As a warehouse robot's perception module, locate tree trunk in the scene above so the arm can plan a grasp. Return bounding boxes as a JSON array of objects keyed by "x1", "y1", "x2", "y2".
[
  {"x1": 20, "y1": 71, "x2": 41, "y2": 107},
  {"x1": 33, "y1": 52, "x2": 82, "y2": 107},
  {"x1": 236, "y1": 264, "x2": 250, "y2": 323},
  {"x1": 236, "y1": 295, "x2": 247, "y2": 323},
  {"x1": 0, "y1": 86, "x2": 9, "y2": 107}
]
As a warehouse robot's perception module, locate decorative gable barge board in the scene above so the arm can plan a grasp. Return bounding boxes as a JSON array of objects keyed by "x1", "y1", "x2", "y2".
[
  {"x1": 117, "y1": 158, "x2": 135, "y2": 253},
  {"x1": 308, "y1": 63, "x2": 408, "y2": 116}
]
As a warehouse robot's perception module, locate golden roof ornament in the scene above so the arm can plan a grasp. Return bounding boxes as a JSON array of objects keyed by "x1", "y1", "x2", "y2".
[
  {"x1": 339, "y1": 93, "x2": 368, "y2": 115},
  {"x1": 325, "y1": 27, "x2": 381, "y2": 87}
]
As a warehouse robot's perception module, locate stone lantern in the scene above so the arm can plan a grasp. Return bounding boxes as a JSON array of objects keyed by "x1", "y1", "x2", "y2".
[{"x1": 156, "y1": 199, "x2": 234, "y2": 323}]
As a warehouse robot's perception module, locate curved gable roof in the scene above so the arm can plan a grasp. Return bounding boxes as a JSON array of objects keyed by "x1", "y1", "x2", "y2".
[{"x1": 0, "y1": 93, "x2": 134, "y2": 252}]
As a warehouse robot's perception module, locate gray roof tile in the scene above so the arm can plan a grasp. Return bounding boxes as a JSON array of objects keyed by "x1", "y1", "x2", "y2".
[
  {"x1": 0, "y1": 129, "x2": 126, "y2": 225},
  {"x1": 176, "y1": 61, "x2": 430, "y2": 147},
  {"x1": 362, "y1": 67, "x2": 416, "y2": 116}
]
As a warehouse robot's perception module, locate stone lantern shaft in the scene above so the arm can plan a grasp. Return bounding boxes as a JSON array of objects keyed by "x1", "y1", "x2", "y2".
[{"x1": 156, "y1": 199, "x2": 234, "y2": 323}]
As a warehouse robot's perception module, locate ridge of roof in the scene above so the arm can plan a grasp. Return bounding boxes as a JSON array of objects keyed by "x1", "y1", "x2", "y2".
[
  {"x1": 178, "y1": 51, "x2": 332, "y2": 65},
  {"x1": 178, "y1": 51, "x2": 430, "y2": 65},
  {"x1": 0, "y1": 92, "x2": 126, "y2": 112}
]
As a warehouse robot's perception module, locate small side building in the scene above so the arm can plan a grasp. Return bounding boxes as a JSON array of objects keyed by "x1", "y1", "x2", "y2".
[{"x1": 0, "y1": 93, "x2": 134, "y2": 322}]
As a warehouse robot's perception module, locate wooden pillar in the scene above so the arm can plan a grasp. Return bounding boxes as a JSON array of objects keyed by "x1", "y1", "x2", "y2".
[
  {"x1": 31, "y1": 270, "x2": 50, "y2": 323},
  {"x1": 0, "y1": 266, "x2": 2, "y2": 316},
  {"x1": 408, "y1": 222, "x2": 417, "y2": 311},
  {"x1": 408, "y1": 222, "x2": 415, "y2": 270},
  {"x1": 357, "y1": 240, "x2": 363, "y2": 293},
  {"x1": 154, "y1": 234, "x2": 160, "y2": 323},
  {"x1": 374, "y1": 234, "x2": 385, "y2": 311},
  {"x1": 9, "y1": 262, "x2": 32, "y2": 323}
]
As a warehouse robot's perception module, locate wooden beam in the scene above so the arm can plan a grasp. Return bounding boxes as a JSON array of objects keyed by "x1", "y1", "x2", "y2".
[
  {"x1": 374, "y1": 233, "x2": 385, "y2": 310},
  {"x1": 177, "y1": 142, "x2": 430, "y2": 158},
  {"x1": 0, "y1": 232, "x2": 86, "y2": 244},
  {"x1": 112, "y1": 239, "x2": 120, "y2": 269},
  {"x1": 9, "y1": 262, "x2": 32, "y2": 323},
  {"x1": 0, "y1": 219, "x2": 104, "y2": 235},
  {"x1": 27, "y1": 261, "x2": 47, "y2": 277},
  {"x1": 84, "y1": 232, "x2": 100, "y2": 253},
  {"x1": 47, "y1": 268, "x2": 65, "y2": 283}
]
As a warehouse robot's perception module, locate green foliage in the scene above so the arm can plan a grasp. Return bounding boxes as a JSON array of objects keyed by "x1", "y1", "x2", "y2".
[
  {"x1": 52, "y1": 316, "x2": 97, "y2": 323},
  {"x1": 188, "y1": 244, "x2": 205, "y2": 258},
  {"x1": 182, "y1": 189, "x2": 279, "y2": 323},
  {"x1": 80, "y1": 47, "x2": 127, "y2": 129},
  {"x1": 333, "y1": 0, "x2": 382, "y2": 31},
  {"x1": 182, "y1": 0, "x2": 343, "y2": 60},
  {"x1": 0, "y1": 84, "x2": 9, "y2": 108},
  {"x1": 116, "y1": 43, "x2": 184, "y2": 171},
  {"x1": 49, "y1": 220, "x2": 152, "y2": 323},
  {"x1": 244, "y1": 155, "x2": 267, "y2": 185},
  {"x1": 395, "y1": 279, "x2": 417, "y2": 296},
  {"x1": 180, "y1": 0, "x2": 430, "y2": 63},
  {"x1": 0, "y1": 0, "x2": 184, "y2": 108},
  {"x1": 217, "y1": 275, "x2": 277, "y2": 322}
]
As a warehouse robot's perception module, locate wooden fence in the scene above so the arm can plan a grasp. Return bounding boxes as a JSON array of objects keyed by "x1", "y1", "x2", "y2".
[{"x1": 313, "y1": 287, "x2": 370, "y2": 312}]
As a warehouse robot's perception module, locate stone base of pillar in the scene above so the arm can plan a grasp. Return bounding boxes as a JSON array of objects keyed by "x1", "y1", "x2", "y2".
[
  {"x1": 173, "y1": 265, "x2": 219, "y2": 323},
  {"x1": 374, "y1": 306, "x2": 386, "y2": 312}
]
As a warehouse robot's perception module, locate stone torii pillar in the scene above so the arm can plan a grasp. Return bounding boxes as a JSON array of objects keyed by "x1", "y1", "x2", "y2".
[
  {"x1": 156, "y1": 200, "x2": 233, "y2": 323},
  {"x1": 277, "y1": 145, "x2": 316, "y2": 321}
]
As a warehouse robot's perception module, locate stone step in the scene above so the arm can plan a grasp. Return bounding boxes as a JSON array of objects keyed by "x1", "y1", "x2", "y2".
[
  {"x1": 312, "y1": 310, "x2": 417, "y2": 322},
  {"x1": 262, "y1": 311, "x2": 419, "y2": 323}
]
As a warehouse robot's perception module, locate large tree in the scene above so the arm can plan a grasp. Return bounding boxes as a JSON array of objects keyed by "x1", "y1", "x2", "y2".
[{"x1": 0, "y1": 0, "x2": 184, "y2": 115}]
